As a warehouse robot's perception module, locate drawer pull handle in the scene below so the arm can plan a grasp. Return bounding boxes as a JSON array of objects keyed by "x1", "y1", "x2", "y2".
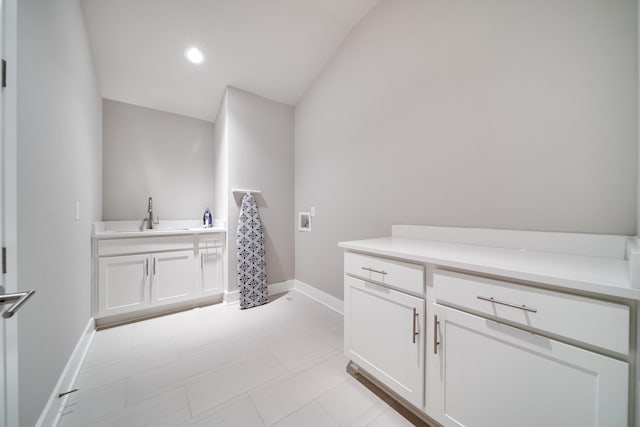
[
  {"x1": 361, "y1": 267, "x2": 387, "y2": 275},
  {"x1": 477, "y1": 296, "x2": 537, "y2": 313},
  {"x1": 433, "y1": 315, "x2": 440, "y2": 354},
  {"x1": 412, "y1": 308, "x2": 419, "y2": 344}
]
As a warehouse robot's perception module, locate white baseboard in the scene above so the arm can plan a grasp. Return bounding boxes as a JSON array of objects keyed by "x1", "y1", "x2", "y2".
[
  {"x1": 223, "y1": 290, "x2": 239, "y2": 305},
  {"x1": 293, "y1": 280, "x2": 344, "y2": 315},
  {"x1": 36, "y1": 317, "x2": 95, "y2": 427},
  {"x1": 224, "y1": 280, "x2": 296, "y2": 306},
  {"x1": 269, "y1": 279, "x2": 296, "y2": 295}
]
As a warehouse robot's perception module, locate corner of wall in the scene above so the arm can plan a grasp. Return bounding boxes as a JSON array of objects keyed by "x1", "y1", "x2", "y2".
[
  {"x1": 637, "y1": 0, "x2": 640, "y2": 237},
  {"x1": 223, "y1": 87, "x2": 295, "y2": 294}
]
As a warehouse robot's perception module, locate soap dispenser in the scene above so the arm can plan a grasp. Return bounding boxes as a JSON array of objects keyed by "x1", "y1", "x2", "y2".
[{"x1": 203, "y1": 208, "x2": 212, "y2": 228}]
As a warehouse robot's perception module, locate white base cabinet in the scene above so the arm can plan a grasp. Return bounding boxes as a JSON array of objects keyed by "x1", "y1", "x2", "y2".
[
  {"x1": 94, "y1": 233, "x2": 225, "y2": 321},
  {"x1": 342, "y1": 249, "x2": 633, "y2": 427},
  {"x1": 344, "y1": 268, "x2": 425, "y2": 408},
  {"x1": 151, "y1": 251, "x2": 195, "y2": 306},
  {"x1": 427, "y1": 305, "x2": 629, "y2": 427},
  {"x1": 99, "y1": 250, "x2": 195, "y2": 317},
  {"x1": 197, "y1": 238, "x2": 224, "y2": 296},
  {"x1": 344, "y1": 247, "x2": 425, "y2": 408},
  {"x1": 98, "y1": 254, "x2": 151, "y2": 316}
]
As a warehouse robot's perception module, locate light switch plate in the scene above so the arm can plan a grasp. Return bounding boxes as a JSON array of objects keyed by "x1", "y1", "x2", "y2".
[{"x1": 310, "y1": 206, "x2": 316, "y2": 217}]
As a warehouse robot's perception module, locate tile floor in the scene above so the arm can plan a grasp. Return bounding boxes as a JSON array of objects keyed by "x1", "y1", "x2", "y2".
[{"x1": 58, "y1": 291, "x2": 429, "y2": 427}]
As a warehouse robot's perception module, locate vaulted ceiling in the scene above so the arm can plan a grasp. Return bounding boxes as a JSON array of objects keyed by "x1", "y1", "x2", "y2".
[{"x1": 81, "y1": 0, "x2": 381, "y2": 122}]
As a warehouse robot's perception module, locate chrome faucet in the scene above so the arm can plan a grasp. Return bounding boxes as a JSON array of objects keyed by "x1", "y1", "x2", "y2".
[{"x1": 147, "y1": 196, "x2": 155, "y2": 229}]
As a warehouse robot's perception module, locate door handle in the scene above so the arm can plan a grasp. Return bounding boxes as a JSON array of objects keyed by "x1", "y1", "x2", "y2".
[
  {"x1": 361, "y1": 267, "x2": 387, "y2": 275},
  {"x1": 0, "y1": 290, "x2": 35, "y2": 318},
  {"x1": 412, "y1": 308, "x2": 419, "y2": 344},
  {"x1": 477, "y1": 295, "x2": 537, "y2": 313},
  {"x1": 433, "y1": 315, "x2": 440, "y2": 354}
]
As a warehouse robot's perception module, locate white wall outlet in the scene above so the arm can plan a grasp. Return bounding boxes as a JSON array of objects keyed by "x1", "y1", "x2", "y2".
[
  {"x1": 75, "y1": 201, "x2": 80, "y2": 221},
  {"x1": 310, "y1": 206, "x2": 316, "y2": 217}
]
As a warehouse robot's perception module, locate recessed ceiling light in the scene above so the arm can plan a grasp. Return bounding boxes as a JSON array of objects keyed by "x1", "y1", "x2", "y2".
[{"x1": 185, "y1": 47, "x2": 205, "y2": 65}]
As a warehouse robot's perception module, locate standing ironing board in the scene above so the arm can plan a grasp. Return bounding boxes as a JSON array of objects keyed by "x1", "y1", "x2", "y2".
[{"x1": 236, "y1": 192, "x2": 268, "y2": 308}]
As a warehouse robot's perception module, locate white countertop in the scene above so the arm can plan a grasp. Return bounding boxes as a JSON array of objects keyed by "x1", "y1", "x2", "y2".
[
  {"x1": 93, "y1": 220, "x2": 226, "y2": 239},
  {"x1": 339, "y1": 237, "x2": 640, "y2": 300}
]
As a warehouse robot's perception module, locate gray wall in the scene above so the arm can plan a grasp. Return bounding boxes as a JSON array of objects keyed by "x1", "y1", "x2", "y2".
[
  {"x1": 295, "y1": 0, "x2": 638, "y2": 299},
  {"x1": 103, "y1": 100, "x2": 215, "y2": 221},
  {"x1": 226, "y1": 87, "x2": 295, "y2": 290},
  {"x1": 212, "y1": 93, "x2": 228, "y2": 226},
  {"x1": 17, "y1": 0, "x2": 103, "y2": 424}
]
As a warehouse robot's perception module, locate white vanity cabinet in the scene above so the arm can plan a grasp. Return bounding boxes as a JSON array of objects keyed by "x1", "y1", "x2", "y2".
[
  {"x1": 340, "y1": 227, "x2": 639, "y2": 427},
  {"x1": 197, "y1": 236, "x2": 224, "y2": 296},
  {"x1": 426, "y1": 270, "x2": 630, "y2": 427},
  {"x1": 343, "y1": 252, "x2": 425, "y2": 407},
  {"x1": 150, "y1": 251, "x2": 195, "y2": 306},
  {"x1": 98, "y1": 250, "x2": 196, "y2": 316},
  {"x1": 98, "y1": 253, "x2": 151, "y2": 316},
  {"x1": 93, "y1": 229, "x2": 226, "y2": 324}
]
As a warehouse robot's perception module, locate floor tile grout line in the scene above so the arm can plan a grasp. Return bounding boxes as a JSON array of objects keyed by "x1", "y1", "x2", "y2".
[
  {"x1": 126, "y1": 358, "x2": 245, "y2": 408},
  {"x1": 270, "y1": 400, "x2": 335, "y2": 427},
  {"x1": 79, "y1": 354, "x2": 131, "y2": 373},
  {"x1": 365, "y1": 410, "x2": 386, "y2": 427},
  {"x1": 183, "y1": 346, "x2": 343, "y2": 420},
  {"x1": 244, "y1": 355, "x2": 331, "y2": 398},
  {"x1": 76, "y1": 352, "x2": 181, "y2": 395},
  {"x1": 61, "y1": 387, "x2": 191, "y2": 427},
  {"x1": 124, "y1": 376, "x2": 130, "y2": 410},
  {"x1": 314, "y1": 379, "x2": 360, "y2": 425},
  {"x1": 65, "y1": 291, "x2": 356, "y2": 427},
  {"x1": 184, "y1": 385, "x2": 195, "y2": 421},
  {"x1": 247, "y1": 393, "x2": 269, "y2": 427},
  {"x1": 185, "y1": 359, "x2": 289, "y2": 419},
  {"x1": 246, "y1": 365, "x2": 349, "y2": 426},
  {"x1": 60, "y1": 377, "x2": 128, "y2": 406}
]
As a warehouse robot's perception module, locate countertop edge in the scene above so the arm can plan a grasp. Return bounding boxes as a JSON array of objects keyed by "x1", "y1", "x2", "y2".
[
  {"x1": 339, "y1": 239, "x2": 640, "y2": 301},
  {"x1": 93, "y1": 227, "x2": 227, "y2": 239}
]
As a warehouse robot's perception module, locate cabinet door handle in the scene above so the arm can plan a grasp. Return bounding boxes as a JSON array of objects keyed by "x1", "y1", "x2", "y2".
[
  {"x1": 433, "y1": 315, "x2": 440, "y2": 354},
  {"x1": 145, "y1": 258, "x2": 149, "y2": 277},
  {"x1": 412, "y1": 308, "x2": 419, "y2": 344},
  {"x1": 153, "y1": 258, "x2": 157, "y2": 276},
  {"x1": 477, "y1": 295, "x2": 537, "y2": 313},
  {"x1": 201, "y1": 253, "x2": 204, "y2": 269},
  {"x1": 361, "y1": 267, "x2": 387, "y2": 275}
]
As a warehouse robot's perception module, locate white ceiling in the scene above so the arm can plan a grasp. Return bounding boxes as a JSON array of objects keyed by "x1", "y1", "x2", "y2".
[{"x1": 81, "y1": 0, "x2": 381, "y2": 122}]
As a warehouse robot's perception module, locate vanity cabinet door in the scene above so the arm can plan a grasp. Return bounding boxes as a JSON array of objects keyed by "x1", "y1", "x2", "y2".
[
  {"x1": 98, "y1": 254, "x2": 151, "y2": 317},
  {"x1": 197, "y1": 241, "x2": 224, "y2": 296},
  {"x1": 344, "y1": 276, "x2": 425, "y2": 407},
  {"x1": 427, "y1": 305, "x2": 628, "y2": 427},
  {"x1": 150, "y1": 250, "x2": 195, "y2": 306}
]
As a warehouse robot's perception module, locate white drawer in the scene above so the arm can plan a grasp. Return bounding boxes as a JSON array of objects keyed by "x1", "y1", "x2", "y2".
[
  {"x1": 433, "y1": 270, "x2": 630, "y2": 355},
  {"x1": 98, "y1": 235, "x2": 195, "y2": 256},
  {"x1": 198, "y1": 234, "x2": 225, "y2": 244},
  {"x1": 345, "y1": 252, "x2": 424, "y2": 295},
  {"x1": 198, "y1": 237, "x2": 224, "y2": 250}
]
